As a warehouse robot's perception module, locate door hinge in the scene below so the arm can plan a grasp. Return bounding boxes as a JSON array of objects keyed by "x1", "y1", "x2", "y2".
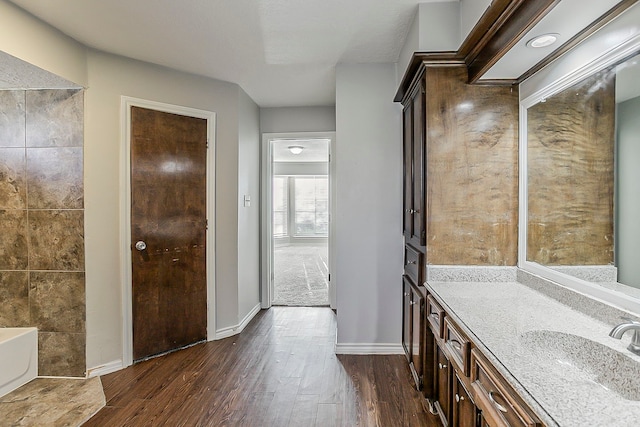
[
  {"x1": 328, "y1": 273, "x2": 331, "y2": 282},
  {"x1": 206, "y1": 219, "x2": 208, "y2": 230}
]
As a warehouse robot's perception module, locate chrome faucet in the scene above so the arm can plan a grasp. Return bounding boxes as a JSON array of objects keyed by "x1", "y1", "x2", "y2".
[{"x1": 609, "y1": 319, "x2": 640, "y2": 356}]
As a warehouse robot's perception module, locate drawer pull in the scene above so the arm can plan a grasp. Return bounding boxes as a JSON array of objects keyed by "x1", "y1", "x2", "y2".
[
  {"x1": 438, "y1": 363, "x2": 447, "y2": 370},
  {"x1": 449, "y1": 339, "x2": 462, "y2": 351},
  {"x1": 455, "y1": 394, "x2": 464, "y2": 403},
  {"x1": 406, "y1": 260, "x2": 416, "y2": 265},
  {"x1": 404, "y1": 292, "x2": 410, "y2": 297},
  {"x1": 410, "y1": 301, "x2": 417, "y2": 306},
  {"x1": 489, "y1": 391, "x2": 508, "y2": 414}
]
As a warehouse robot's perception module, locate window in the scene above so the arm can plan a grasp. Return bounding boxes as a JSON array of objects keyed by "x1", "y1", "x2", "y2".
[
  {"x1": 273, "y1": 176, "x2": 288, "y2": 237},
  {"x1": 273, "y1": 175, "x2": 328, "y2": 238},
  {"x1": 294, "y1": 176, "x2": 328, "y2": 236}
]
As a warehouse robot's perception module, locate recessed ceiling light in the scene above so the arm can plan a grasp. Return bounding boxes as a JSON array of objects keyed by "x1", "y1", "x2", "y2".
[
  {"x1": 526, "y1": 33, "x2": 559, "y2": 48},
  {"x1": 288, "y1": 145, "x2": 304, "y2": 155}
]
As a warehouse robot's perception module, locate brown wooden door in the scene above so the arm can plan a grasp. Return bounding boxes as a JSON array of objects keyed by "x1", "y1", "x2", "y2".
[
  {"x1": 453, "y1": 373, "x2": 477, "y2": 427},
  {"x1": 403, "y1": 102, "x2": 413, "y2": 240},
  {"x1": 130, "y1": 106, "x2": 208, "y2": 361},
  {"x1": 411, "y1": 82, "x2": 425, "y2": 247},
  {"x1": 436, "y1": 343, "x2": 451, "y2": 427},
  {"x1": 402, "y1": 277, "x2": 412, "y2": 362}
]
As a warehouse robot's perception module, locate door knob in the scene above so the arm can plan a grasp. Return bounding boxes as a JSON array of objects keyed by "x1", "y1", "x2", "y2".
[{"x1": 135, "y1": 241, "x2": 147, "y2": 251}]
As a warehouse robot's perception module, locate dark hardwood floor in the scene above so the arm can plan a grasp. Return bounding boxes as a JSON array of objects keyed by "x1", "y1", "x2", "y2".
[{"x1": 84, "y1": 307, "x2": 440, "y2": 426}]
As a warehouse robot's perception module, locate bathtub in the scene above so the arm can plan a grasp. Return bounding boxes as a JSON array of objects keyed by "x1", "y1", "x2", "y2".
[{"x1": 0, "y1": 327, "x2": 37, "y2": 398}]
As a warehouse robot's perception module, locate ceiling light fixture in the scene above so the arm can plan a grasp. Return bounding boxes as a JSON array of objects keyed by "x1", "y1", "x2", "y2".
[
  {"x1": 288, "y1": 145, "x2": 304, "y2": 155},
  {"x1": 526, "y1": 33, "x2": 559, "y2": 48}
]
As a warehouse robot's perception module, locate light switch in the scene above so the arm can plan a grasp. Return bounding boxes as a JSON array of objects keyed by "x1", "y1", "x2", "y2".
[{"x1": 244, "y1": 195, "x2": 251, "y2": 207}]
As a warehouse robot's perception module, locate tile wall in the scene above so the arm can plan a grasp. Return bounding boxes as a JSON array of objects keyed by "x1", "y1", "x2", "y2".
[{"x1": 0, "y1": 89, "x2": 85, "y2": 377}]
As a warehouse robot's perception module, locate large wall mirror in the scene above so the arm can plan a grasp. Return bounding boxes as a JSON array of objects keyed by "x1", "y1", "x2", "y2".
[{"x1": 519, "y1": 2, "x2": 640, "y2": 315}]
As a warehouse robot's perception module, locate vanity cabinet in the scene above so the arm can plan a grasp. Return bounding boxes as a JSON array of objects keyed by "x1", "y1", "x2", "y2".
[
  {"x1": 425, "y1": 290, "x2": 544, "y2": 427},
  {"x1": 402, "y1": 275, "x2": 427, "y2": 390},
  {"x1": 470, "y1": 349, "x2": 542, "y2": 427},
  {"x1": 434, "y1": 341, "x2": 452, "y2": 426},
  {"x1": 453, "y1": 372, "x2": 478, "y2": 427}
]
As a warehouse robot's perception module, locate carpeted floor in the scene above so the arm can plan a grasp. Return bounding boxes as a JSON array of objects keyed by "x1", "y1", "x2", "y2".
[{"x1": 273, "y1": 244, "x2": 329, "y2": 306}]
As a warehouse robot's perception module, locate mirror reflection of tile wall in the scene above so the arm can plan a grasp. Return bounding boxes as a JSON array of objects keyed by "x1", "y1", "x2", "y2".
[{"x1": 0, "y1": 89, "x2": 85, "y2": 377}]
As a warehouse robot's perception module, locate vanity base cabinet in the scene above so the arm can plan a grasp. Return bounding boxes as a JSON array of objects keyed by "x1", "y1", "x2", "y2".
[
  {"x1": 434, "y1": 342, "x2": 451, "y2": 427},
  {"x1": 402, "y1": 275, "x2": 427, "y2": 391},
  {"x1": 453, "y1": 372, "x2": 478, "y2": 427},
  {"x1": 470, "y1": 349, "x2": 542, "y2": 427}
]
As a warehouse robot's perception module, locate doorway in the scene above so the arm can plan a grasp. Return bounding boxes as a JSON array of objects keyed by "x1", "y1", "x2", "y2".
[
  {"x1": 261, "y1": 133, "x2": 336, "y2": 309},
  {"x1": 121, "y1": 97, "x2": 216, "y2": 366}
]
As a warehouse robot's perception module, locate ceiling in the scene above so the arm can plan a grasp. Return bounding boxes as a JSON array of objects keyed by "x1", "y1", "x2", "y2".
[
  {"x1": 8, "y1": 0, "x2": 436, "y2": 107},
  {"x1": 4, "y1": 0, "x2": 629, "y2": 107}
]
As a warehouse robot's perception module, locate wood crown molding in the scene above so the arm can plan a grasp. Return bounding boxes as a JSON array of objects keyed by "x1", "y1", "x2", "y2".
[
  {"x1": 466, "y1": 0, "x2": 560, "y2": 83},
  {"x1": 395, "y1": 0, "x2": 560, "y2": 102}
]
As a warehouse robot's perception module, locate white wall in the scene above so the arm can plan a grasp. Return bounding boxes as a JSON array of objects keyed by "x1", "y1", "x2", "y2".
[
  {"x1": 460, "y1": 0, "x2": 492, "y2": 44},
  {"x1": 84, "y1": 49, "x2": 251, "y2": 367},
  {"x1": 237, "y1": 88, "x2": 261, "y2": 318},
  {"x1": 260, "y1": 106, "x2": 336, "y2": 133},
  {"x1": 397, "y1": 6, "x2": 420, "y2": 86},
  {"x1": 418, "y1": 2, "x2": 460, "y2": 52},
  {"x1": 616, "y1": 96, "x2": 640, "y2": 288},
  {"x1": 0, "y1": 0, "x2": 87, "y2": 86},
  {"x1": 335, "y1": 63, "x2": 403, "y2": 349},
  {"x1": 396, "y1": 1, "x2": 461, "y2": 84}
]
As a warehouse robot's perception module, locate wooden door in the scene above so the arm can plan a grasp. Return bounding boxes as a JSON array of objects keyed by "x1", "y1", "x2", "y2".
[
  {"x1": 402, "y1": 277, "x2": 412, "y2": 362},
  {"x1": 410, "y1": 280, "x2": 425, "y2": 389},
  {"x1": 453, "y1": 373, "x2": 477, "y2": 427},
  {"x1": 130, "y1": 106, "x2": 208, "y2": 361},
  {"x1": 411, "y1": 82, "x2": 425, "y2": 247},
  {"x1": 402, "y1": 102, "x2": 413, "y2": 240},
  {"x1": 436, "y1": 343, "x2": 451, "y2": 427}
]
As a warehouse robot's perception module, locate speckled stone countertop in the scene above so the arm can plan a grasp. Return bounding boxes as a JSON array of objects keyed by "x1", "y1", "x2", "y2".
[{"x1": 426, "y1": 281, "x2": 640, "y2": 427}]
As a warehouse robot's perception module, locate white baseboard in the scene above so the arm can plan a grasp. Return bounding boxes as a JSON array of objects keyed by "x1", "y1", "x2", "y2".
[
  {"x1": 86, "y1": 359, "x2": 124, "y2": 378},
  {"x1": 334, "y1": 343, "x2": 404, "y2": 355},
  {"x1": 214, "y1": 303, "x2": 261, "y2": 340}
]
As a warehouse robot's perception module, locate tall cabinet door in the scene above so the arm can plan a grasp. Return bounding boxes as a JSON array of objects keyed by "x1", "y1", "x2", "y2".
[
  {"x1": 402, "y1": 79, "x2": 426, "y2": 249},
  {"x1": 411, "y1": 83, "x2": 426, "y2": 247},
  {"x1": 403, "y1": 102, "x2": 414, "y2": 240}
]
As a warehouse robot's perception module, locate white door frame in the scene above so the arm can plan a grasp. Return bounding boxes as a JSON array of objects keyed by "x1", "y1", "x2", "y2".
[
  {"x1": 120, "y1": 96, "x2": 216, "y2": 368},
  {"x1": 261, "y1": 132, "x2": 336, "y2": 309}
]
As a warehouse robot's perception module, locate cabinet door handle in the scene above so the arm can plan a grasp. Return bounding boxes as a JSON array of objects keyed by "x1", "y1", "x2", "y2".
[
  {"x1": 404, "y1": 292, "x2": 410, "y2": 297},
  {"x1": 406, "y1": 260, "x2": 416, "y2": 265},
  {"x1": 489, "y1": 391, "x2": 508, "y2": 413},
  {"x1": 410, "y1": 301, "x2": 417, "y2": 305},
  {"x1": 455, "y1": 394, "x2": 464, "y2": 403},
  {"x1": 438, "y1": 363, "x2": 447, "y2": 370}
]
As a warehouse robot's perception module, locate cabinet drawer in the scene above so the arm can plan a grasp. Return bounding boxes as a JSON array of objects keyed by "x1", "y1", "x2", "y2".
[
  {"x1": 444, "y1": 317, "x2": 471, "y2": 377},
  {"x1": 404, "y1": 245, "x2": 423, "y2": 285},
  {"x1": 470, "y1": 349, "x2": 541, "y2": 427},
  {"x1": 426, "y1": 295, "x2": 445, "y2": 339}
]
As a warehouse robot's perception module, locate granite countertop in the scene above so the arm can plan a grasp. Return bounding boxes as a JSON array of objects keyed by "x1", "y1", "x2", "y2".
[{"x1": 426, "y1": 281, "x2": 640, "y2": 427}]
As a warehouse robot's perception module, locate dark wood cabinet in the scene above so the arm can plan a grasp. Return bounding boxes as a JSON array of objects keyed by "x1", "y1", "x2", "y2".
[
  {"x1": 402, "y1": 278, "x2": 412, "y2": 363},
  {"x1": 402, "y1": 275, "x2": 426, "y2": 390},
  {"x1": 453, "y1": 372, "x2": 477, "y2": 427},
  {"x1": 435, "y1": 342, "x2": 451, "y2": 427},
  {"x1": 402, "y1": 80, "x2": 426, "y2": 250}
]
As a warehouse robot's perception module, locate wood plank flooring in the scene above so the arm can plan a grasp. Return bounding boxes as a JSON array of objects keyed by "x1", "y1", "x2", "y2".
[{"x1": 84, "y1": 307, "x2": 440, "y2": 426}]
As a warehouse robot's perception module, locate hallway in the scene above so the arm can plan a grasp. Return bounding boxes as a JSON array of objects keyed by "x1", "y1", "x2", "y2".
[{"x1": 84, "y1": 307, "x2": 439, "y2": 426}]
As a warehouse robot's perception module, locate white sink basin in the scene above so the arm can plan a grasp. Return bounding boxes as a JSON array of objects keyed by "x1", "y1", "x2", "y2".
[{"x1": 520, "y1": 330, "x2": 640, "y2": 401}]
